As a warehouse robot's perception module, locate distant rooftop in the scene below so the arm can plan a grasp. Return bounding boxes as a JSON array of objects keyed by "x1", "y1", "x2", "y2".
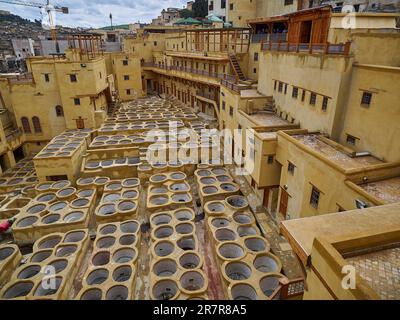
[
  {"x1": 359, "y1": 176, "x2": 400, "y2": 204},
  {"x1": 292, "y1": 134, "x2": 383, "y2": 170}
]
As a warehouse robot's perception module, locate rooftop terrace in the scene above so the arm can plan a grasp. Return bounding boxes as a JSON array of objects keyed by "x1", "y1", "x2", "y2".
[{"x1": 359, "y1": 176, "x2": 400, "y2": 204}]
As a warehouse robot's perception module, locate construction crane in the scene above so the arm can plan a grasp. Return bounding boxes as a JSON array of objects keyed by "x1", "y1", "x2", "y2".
[{"x1": 0, "y1": 0, "x2": 69, "y2": 51}]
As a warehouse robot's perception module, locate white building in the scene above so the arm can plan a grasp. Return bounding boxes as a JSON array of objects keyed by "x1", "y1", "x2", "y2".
[
  {"x1": 208, "y1": 0, "x2": 227, "y2": 21},
  {"x1": 11, "y1": 38, "x2": 35, "y2": 59}
]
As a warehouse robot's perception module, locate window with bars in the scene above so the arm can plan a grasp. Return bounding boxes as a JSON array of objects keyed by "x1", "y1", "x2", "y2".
[
  {"x1": 32, "y1": 116, "x2": 42, "y2": 133},
  {"x1": 44, "y1": 74, "x2": 50, "y2": 82},
  {"x1": 346, "y1": 134, "x2": 357, "y2": 145},
  {"x1": 322, "y1": 97, "x2": 328, "y2": 111},
  {"x1": 310, "y1": 186, "x2": 321, "y2": 208},
  {"x1": 70, "y1": 74, "x2": 77, "y2": 82},
  {"x1": 310, "y1": 93, "x2": 317, "y2": 105},
  {"x1": 361, "y1": 92, "x2": 372, "y2": 106},
  {"x1": 288, "y1": 162, "x2": 295, "y2": 175},
  {"x1": 21, "y1": 117, "x2": 31, "y2": 133},
  {"x1": 292, "y1": 87, "x2": 298, "y2": 99},
  {"x1": 74, "y1": 98, "x2": 80, "y2": 106}
]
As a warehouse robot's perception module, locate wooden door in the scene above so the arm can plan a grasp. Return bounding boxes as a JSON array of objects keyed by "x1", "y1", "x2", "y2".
[
  {"x1": 263, "y1": 188, "x2": 270, "y2": 208},
  {"x1": 279, "y1": 188, "x2": 289, "y2": 218},
  {"x1": 76, "y1": 117, "x2": 85, "y2": 129}
]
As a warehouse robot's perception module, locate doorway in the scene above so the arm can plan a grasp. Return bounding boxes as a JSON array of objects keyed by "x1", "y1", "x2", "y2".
[
  {"x1": 279, "y1": 188, "x2": 289, "y2": 219},
  {"x1": 299, "y1": 20, "x2": 313, "y2": 43},
  {"x1": 13, "y1": 146, "x2": 24, "y2": 162}
]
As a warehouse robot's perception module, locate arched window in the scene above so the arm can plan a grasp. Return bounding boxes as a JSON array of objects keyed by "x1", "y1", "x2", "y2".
[
  {"x1": 32, "y1": 116, "x2": 42, "y2": 133},
  {"x1": 55, "y1": 105, "x2": 64, "y2": 117},
  {"x1": 21, "y1": 117, "x2": 31, "y2": 133}
]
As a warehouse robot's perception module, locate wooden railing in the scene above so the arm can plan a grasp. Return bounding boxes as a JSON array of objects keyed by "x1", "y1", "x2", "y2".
[
  {"x1": 141, "y1": 61, "x2": 236, "y2": 82},
  {"x1": 7, "y1": 72, "x2": 34, "y2": 85},
  {"x1": 261, "y1": 41, "x2": 351, "y2": 55}
]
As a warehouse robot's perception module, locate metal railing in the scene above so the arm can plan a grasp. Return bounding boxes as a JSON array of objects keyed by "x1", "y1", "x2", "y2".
[
  {"x1": 269, "y1": 277, "x2": 305, "y2": 300},
  {"x1": 261, "y1": 41, "x2": 351, "y2": 55},
  {"x1": 220, "y1": 79, "x2": 253, "y2": 94},
  {"x1": 141, "y1": 62, "x2": 237, "y2": 82}
]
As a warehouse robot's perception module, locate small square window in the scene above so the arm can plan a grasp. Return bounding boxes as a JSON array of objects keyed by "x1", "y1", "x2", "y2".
[
  {"x1": 126, "y1": 89, "x2": 131, "y2": 95},
  {"x1": 70, "y1": 74, "x2": 77, "y2": 82},
  {"x1": 292, "y1": 87, "x2": 298, "y2": 99},
  {"x1": 361, "y1": 92, "x2": 372, "y2": 106},
  {"x1": 267, "y1": 155, "x2": 274, "y2": 164},
  {"x1": 346, "y1": 134, "x2": 357, "y2": 145},
  {"x1": 124, "y1": 75, "x2": 130, "y2": 80},
  {"x1": 44, "y1": 74, "x2": 50, "y2": 82},
  {"x1": 310, "y1": 93, "x2": 317, "y2": 105},
  {"x1": 322, "y1": 97, "x2": 329, "y2": 111},
  {"x1": 310, "y1": 186, "x2": 320, "y2": 208},
  {"x1": 74, "y1": 98, "x2": 80, "y2": 106},
  {"x1": 123, "y1": 60, "x2": 128, "y2": 66},
  {"x1": 288, "y1": 162, "x2": 295, "y2": 174}
]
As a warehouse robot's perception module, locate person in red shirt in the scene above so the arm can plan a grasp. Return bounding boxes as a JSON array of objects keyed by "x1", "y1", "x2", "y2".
[{"x1": 0, "y1": 217, "x2": 16, "y2": 233}]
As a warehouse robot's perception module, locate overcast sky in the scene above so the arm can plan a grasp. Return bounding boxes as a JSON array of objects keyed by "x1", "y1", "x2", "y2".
[{"x1": 0, "y1": 0, "x2": 188, "y2": 28}]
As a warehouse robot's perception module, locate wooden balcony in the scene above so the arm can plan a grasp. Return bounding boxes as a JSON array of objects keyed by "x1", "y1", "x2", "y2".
[{"x1": 141, "y1": 61, "x2": 237, "y2": 82}]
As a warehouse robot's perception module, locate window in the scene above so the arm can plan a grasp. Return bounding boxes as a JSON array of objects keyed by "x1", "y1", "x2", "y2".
[
  {"x1": 123, "y1": 60, "x2": 128, "y2": 66},
  {"x1": 99, "y1": 72, "x2": 102, "y2": 79},
  {"x1": 346, "y1": 134, "x2": 357, "y2": 146},
  {"x1": 126, "y1": 89, "x2": 131, "y2": 95},
  {"x1": 288, "y1": 162, "x2": 295, "y2": 174},
  {"x1": 284, "y1": 84, "x2": 288, "y2": 95},
  {"x1": 74, "y1": 98, "x2": 81, "y2": 106},
  {"x1": 55, "y1": 105, "x2": 64, "y2": 117},
  {"x1": 70, "y1": 74, "x2": 77, "y2": 82},
  {"x1": 278, "y1": 82, "x2": 283, "y2": 92},
  {"x1": 124, "y1": 75, "x2": 130, "y2": 80},
  {"x1": 230, "y1": 3, "x2": 233, "y2": 10},
  {"x1": 361, "y1": 91, "x2": 372, "y2": 106},
  {"x1": 322, "y1": 97, "x2": 329, "y2": 111},
  {"x1": 21, "y1": 117, "x2": 31, "y2": 133},
  {"x1": 301, "y1": 90, "x2": 306, "y2": 102},
  {"x1": 222, "y1": 101, "x2": 226, "y2": 110},
  {"x1": 229, "y1": 106, "x2": 233, "y2": 116},
  {"x1": 254, "y1": 52, "x2": 258, "y2": 61},
  {"x1": 253, "y1": 68, "x2": 257, "y2": 74},
  {"x1": 310, "y1": 186, "x2": 320, "y2": 209},
  {"x1": 292, "y1": 87, "x2": 298, "y2": 99},
  {"x1": 274, "y1": 80, "x2": 277, "y2": 91},
  {"x1": 221, "y1": 0, "x2": 226, "y2": 9},
  {"x1": 44, "y1": 74, "x2": 50, "y2": 82},
  {"x1": 267, "y1": 155, "x2": 274, "y2": 164},
  {"x1": 310, "y1": 93, "x2": 316, "y2": 105},
  {"x1": 32, "y1": 116, "x2": 42, "y2": 133},
  {"x1": 285, "y1": 0, "x2": 294, "y2": 5},
  {"x1": 154, "y1": 41, "x2": 157, "y2": 46}
]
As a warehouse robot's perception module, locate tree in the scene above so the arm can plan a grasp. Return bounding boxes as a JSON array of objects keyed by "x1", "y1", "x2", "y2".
[
  {"x1": 192, "y1": 0, "x2": 208, "y2": 18},
  {"x1": 179, "y1": 9, "x2": 195, "y2": 19}
]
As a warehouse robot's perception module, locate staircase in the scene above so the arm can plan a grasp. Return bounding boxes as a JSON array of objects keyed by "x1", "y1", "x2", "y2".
[
  {"x1": 107, "y1": 102, "x2": 117, "y2": 116},
  {"x1": 229, "y1": 54, "x2": 247, "y2": 81}
]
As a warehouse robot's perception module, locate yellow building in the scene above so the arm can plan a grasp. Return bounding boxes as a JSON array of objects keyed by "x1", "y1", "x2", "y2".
[{"x1": 281, "y1": 203, "x2": 400, "y2": 300}]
